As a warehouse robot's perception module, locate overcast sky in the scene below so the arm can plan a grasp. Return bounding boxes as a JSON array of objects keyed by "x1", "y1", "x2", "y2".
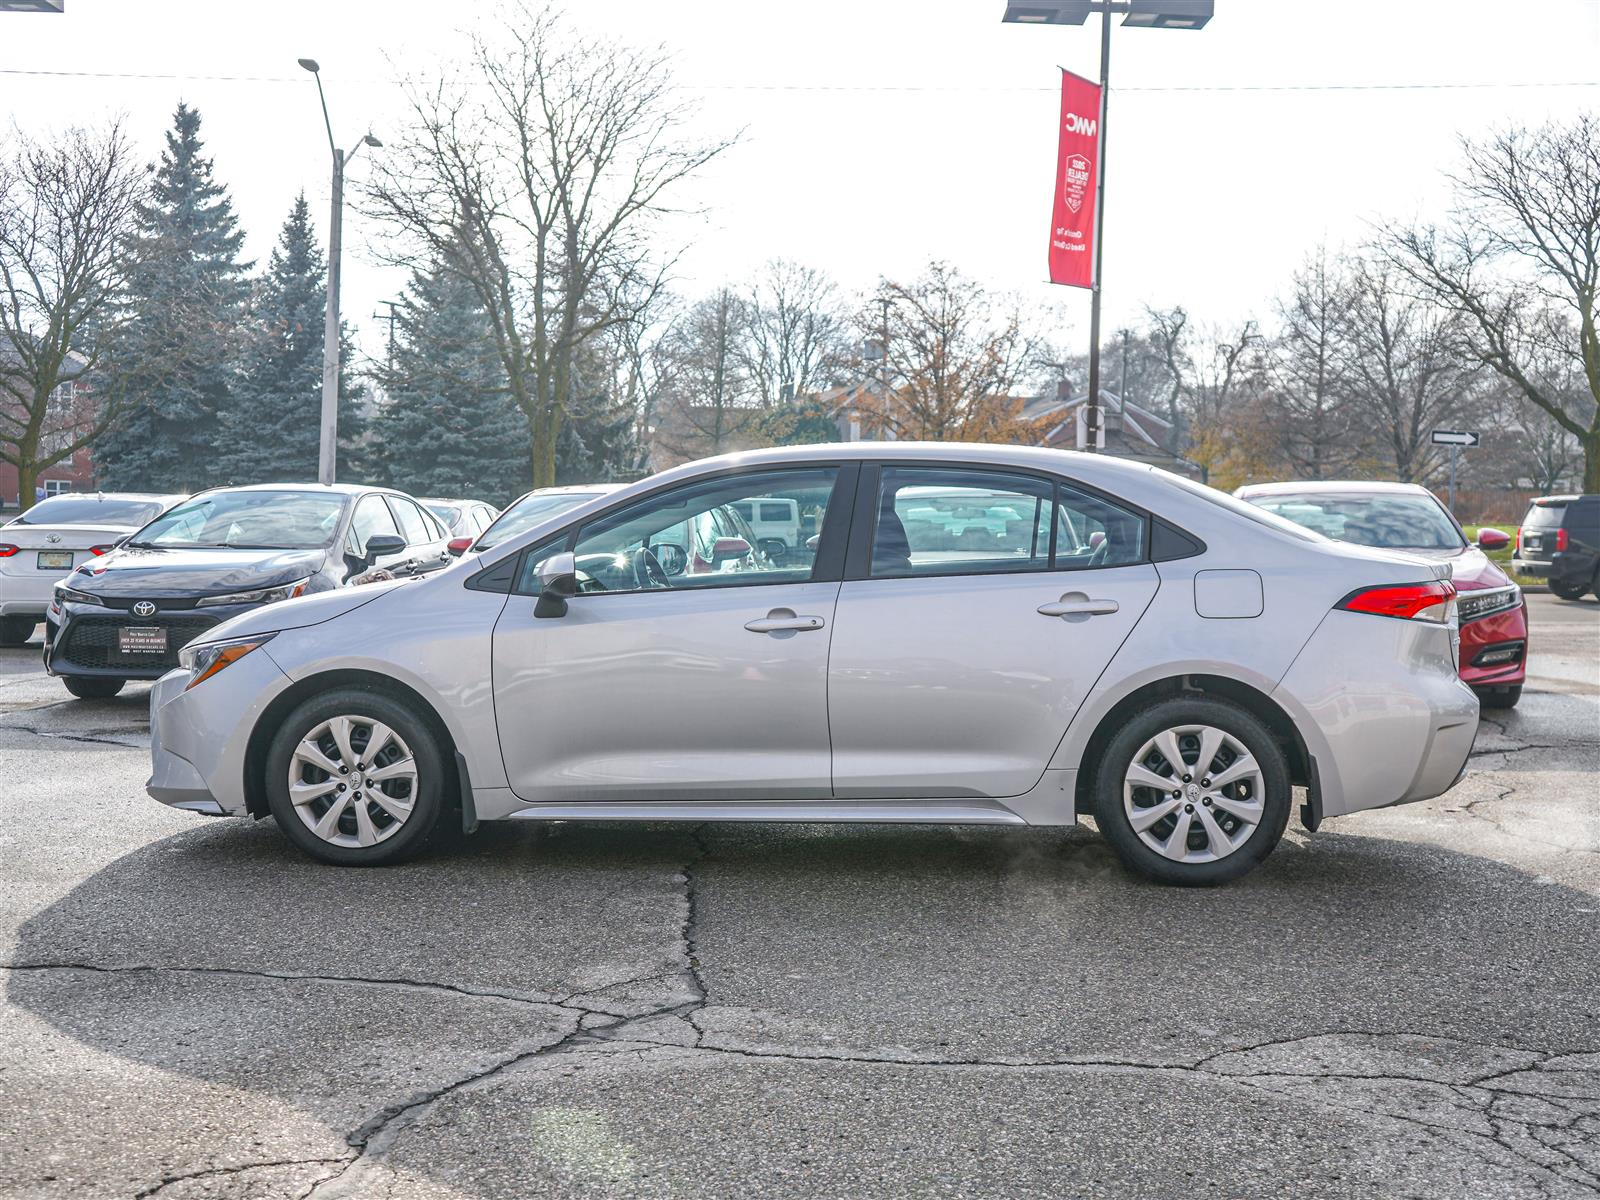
[{"x1": 3, "y1": 0, "x2": 1597, "y2": 365}]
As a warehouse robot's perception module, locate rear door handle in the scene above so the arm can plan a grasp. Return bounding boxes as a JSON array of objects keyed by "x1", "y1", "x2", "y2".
[
  {"x1": 744, "y1": 608, "x2": 826, "y2": 634},
  {"x1": 1037, "y1": 595, "x2": 1120, "y2": 617}
]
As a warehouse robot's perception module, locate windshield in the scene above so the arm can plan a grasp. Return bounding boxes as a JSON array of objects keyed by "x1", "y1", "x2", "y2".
[
  {"x1": 477, "y1": 491, "x2": 602, "y2": 550},
  {"x1": 1247, "y1": 491, "x2": 1465, "y2": 550},
  {"x1": 10, "y1": 496, "x2": 168, "y2": 528},
  {"x1": 130, "y1": 490, "x2": 347, "y2": 550}
]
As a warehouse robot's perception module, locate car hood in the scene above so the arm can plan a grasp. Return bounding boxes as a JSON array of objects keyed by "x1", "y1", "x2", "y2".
[
  {"x1": 67, "y1": 546, "x2": 329, "y2": 599},
  {"x1": 1395, "y1": 545, "x2": 1512, "y2": 590},
  {"x1": 199, "y1": 577, "x2": 409, "y2": 641}
]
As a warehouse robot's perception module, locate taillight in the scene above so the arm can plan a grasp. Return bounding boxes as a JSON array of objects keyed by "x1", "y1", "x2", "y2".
[
  {"x1": 0, "y1": 543, "x2": 18, "y2": 558},
  {"x1": 1515, "y1": 527, "x2": 1523, "y2": 555},
  {"x1": 1555, "y1": 529, "x2": 1569, "y2": 552},
  {"x1": 89, "y1": 544, "x2": 115, "y2": 556},
  {"x1": 1337, "y1": 579, "x2": 1456, "y2": 624}
]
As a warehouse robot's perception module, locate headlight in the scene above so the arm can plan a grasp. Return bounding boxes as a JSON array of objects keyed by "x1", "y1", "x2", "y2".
[
  {"x1": 194, "y1": 578, "x2": 310, "y2": 608},
  {"x1": 54, "y1": 584, "x2": 107, "y2": 607},
  {"x1": 1457, "y1": 584, "x2": 1521, "y2": 623},
  {"x1": 178, "y1": 634, "x2": 276, "y2": 690}
]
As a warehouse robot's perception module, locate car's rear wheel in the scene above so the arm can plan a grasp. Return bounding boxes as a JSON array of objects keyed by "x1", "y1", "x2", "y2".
[
  {"x1": 0, "y1": 616, "x2": 38, "y2": 647},
  {"x1": 1475, "y1": 684, "x2": 1522, "y2": 709},
  {"x1": 1094, "y1": 697, "x2": 1291, "y2": 886},
  {"x1": 63, "y1": 675, "x2": 125, "y2": 700},
  {"x1": 265, "y1": 688, "x2": 446, "y2": 866},
  {"x1": 1550, "y1": 576, "x2": 1587, "y2": 601}
]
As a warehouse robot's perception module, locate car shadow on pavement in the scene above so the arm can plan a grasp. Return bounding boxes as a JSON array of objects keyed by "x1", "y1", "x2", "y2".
[{"x1": 7, "y1": 818, "x2": 1600, "y2": 1198}]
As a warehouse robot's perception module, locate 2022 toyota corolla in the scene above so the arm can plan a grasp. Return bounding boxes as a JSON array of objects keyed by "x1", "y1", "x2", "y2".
[{"x1": 146, "y1": 445, "x2": 1479, "y2": 885}]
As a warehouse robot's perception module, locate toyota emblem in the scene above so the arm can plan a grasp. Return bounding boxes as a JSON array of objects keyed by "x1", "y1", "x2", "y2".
[
  {"x1": 46, "y1": 533, "x2": 61, "y2": 544},
  {"x1": 131, "y1": 601, "x2": 158, "y2": 618}
]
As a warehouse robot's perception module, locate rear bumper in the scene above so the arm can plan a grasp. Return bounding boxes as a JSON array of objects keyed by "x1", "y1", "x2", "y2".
[
  {"x1": 0, "y1": 574, "x2": 57, "y2": 616},
  {"x1": 1275, "y1": 610, "x2": 1479, "y2": 819},
  {"x1": 1514, "y1": 550, "x2": 1597, "y2": 587}
]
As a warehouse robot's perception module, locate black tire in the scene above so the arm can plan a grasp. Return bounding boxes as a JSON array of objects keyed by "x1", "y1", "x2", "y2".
[
  {"x1": 0, "y1": 615, "x2": 37, "y2": 647},
  {"x1": 62, "y1": 675, "x2": 125, "y2": 700},
  {"x1": 264, "y1": 687, "x2": 447, "y2": 866},
  {"x1": 1475, "y1": 684, "x2": 1522, "y2": 709},
  {"x1": 1550, "y1": 577, "x2": 1587, "y2": 601},
  {"x1": 1093, "y1": 696, "x2": 1292, "y2": 887}
]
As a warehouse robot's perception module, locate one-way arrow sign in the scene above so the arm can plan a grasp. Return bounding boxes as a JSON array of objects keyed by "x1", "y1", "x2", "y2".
[{"x1": 1431, "y1": 429, "x2": 1481, "y2": 447}]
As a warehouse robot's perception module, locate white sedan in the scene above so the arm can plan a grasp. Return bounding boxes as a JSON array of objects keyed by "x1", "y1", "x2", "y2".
[{"x1": 146, "y1": 444, "x2": 1477, "y2": 885}]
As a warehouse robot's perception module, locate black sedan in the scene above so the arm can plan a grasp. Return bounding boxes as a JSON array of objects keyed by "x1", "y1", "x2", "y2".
[{"x1": 44, "y1": 483, "x2": 453, "y2": 699}]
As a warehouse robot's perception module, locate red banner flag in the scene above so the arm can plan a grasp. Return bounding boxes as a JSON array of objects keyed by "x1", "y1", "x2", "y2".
[{"x1": 1048, "y1": 69, "x2": 1101, "y2": 289}]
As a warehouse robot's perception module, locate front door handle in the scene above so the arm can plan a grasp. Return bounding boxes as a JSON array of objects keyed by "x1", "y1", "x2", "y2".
[
  {"x1": 1037, "y1": 593, "x2": 1120, "y2": 618},
  {"x1": 744, "y1": 607, "x2": 826, "y2": 634}
]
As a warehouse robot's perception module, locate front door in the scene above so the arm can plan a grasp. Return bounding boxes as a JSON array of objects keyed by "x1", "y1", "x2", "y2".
[
  {"x1": 491, "y1": 464, "x2": 850, "y2": 804},
  {"x1": 828, "y1": 464, "x2": 1160, "y2": 799}
]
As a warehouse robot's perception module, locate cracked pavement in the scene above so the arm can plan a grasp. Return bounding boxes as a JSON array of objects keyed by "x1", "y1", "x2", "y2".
[{"x1": 1, "y1": 593, "x2": 1596, "y2": 1198}]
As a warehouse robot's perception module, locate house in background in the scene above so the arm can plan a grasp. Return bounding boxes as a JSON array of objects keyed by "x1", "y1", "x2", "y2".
[{"x1": 1, "y1": 347, "x2": 98, "y2": 510}]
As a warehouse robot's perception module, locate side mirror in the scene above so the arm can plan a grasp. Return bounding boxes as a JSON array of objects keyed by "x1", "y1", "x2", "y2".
[
  {"x1": 759, "y1": 537, "x2": 788, "y2": 563},
  {"x1": 1476, "y1": 527, "x2": 1510, "y2": 551},
  {"x1": 805, "y1": 534, "x2": 822, "y2": 553},
  {"x1": 534, "y1": 551, "x2": 579, "y2": 618},
  {"x1": 446, "y1": 536, "x2": 474, "y2": 557},
  {"x1": 711, "y1": 535, "x2": 751, "y2": 565},
  {"x1": 364, "y1": 533, "x2": 406, "y2": 566},
  {"x1": 1088, "y1": 531, "x2": 1106, "y2": 550}
]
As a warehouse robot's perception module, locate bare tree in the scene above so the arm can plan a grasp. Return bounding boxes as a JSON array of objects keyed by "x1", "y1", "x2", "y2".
[
  {"x1": 1266, "y1": 247, "x2": 1363, "y2": 480},
  {"x1": 737, "y1": 259, "x2": 849, "y2": 407},
  {"x1": 1145, "y1": 305, "x2": 1191, "y2": 452},
  {"x1": 0, "y1": 123, "x2": 142, "y2": 511},
  {"x1": 1165, "y1": 317, "x2": 1263, "y2": 485},
  {"x1": 365, "y1": 4, "x2": 736, "y2": 487},
  {"x1": 1387, "y1": 115, "x2": 1600, "y2": 491},
  {"x1": 651, "y1": 288, "x2": 761, "y2": 464},
  {"x1": 859, "y1": 261, "x2": 1038, "y2": 442},
  {"x1": 1343, "y1": 255, "x2": 1482, "y2": 484}
]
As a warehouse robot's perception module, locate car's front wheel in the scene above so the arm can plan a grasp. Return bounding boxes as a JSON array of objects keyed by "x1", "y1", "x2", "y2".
[
  {"x1": 63, "y1": 675, "x2": 125, "y2": 700},
  {"x1": 265, "y1": 688, "x2": 447, "y2": 866},
  {"x1": 1094, "y1": 696, "x2": 1291, "y2": 886}
]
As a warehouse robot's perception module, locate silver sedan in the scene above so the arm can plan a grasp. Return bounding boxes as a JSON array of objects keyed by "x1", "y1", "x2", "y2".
[{"x1": 146, "y1": 444, "x2": 1478, "y2": 885}]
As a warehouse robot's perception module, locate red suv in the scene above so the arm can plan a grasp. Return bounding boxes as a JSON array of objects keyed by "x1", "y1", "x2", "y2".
[{"x1": 1235, "y1": 481, "x2": 1527, "y2": 708}]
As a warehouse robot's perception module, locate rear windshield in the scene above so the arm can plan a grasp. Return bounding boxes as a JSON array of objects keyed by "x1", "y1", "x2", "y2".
[
  {"x1": 9, "y1": 496, "x2": 167, "y2": 527},
  {"x1": 1522, "y1": 502, "x2": 1566, "y2": 529},
  {"x1": 1246, "y1": 492, "x2": 1464, "y2": 550},
  {"x1": 129, "y1": 490, "x2": 347, "y2": 550}
]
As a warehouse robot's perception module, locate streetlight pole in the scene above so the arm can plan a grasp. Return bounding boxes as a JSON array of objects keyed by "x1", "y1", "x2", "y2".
[
  {"x1": 298, "y1": 58, "x2": 380, "y2": 486},
  {"x1": 1001, "y1": 0, "x2": 1212, "y2": 453}
]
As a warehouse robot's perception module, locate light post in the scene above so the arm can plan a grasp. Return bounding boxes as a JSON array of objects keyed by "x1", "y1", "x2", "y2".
[
  {"x1": 298, "y1": 58, "x2": 381, "y2": 485},
  {"x1": 1002, "y1": 0, "x2": 1212, "y2": 451}
]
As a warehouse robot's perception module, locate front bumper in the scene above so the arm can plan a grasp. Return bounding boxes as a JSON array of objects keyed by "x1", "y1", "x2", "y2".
[
  {"x1": 47, "y1": 598, "x2": 261, "y2": 680},
  {"x1": 146, "y1": 645, "x2": 293, "y2": 816},
  {"x1": 1458, "y1": 601, "x2": 1528, "y2": 689}
]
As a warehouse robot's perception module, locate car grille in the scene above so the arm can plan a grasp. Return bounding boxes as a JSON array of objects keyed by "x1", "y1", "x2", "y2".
[{"x1": 57, "y1": 614, "x2": 220, "y2": 672}]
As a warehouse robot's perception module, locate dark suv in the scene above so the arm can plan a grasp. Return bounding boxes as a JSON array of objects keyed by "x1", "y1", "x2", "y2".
[{"x1": 1513, "y1": 494, "x2": 1600, "y2": 601}]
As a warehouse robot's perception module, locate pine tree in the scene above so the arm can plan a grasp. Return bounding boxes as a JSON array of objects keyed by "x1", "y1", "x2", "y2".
[
  {"x1": 95, "y1": 103, "x2": 249, "y2": 491},
  {"x1": 217, "y1": 195, "x2": 358, "y2": 483},
  {"x1": 366, "y1": 257, "x2": 528, "y2": 503}
]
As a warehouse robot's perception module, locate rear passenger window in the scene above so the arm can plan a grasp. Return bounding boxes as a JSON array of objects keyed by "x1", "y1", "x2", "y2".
[
  {"x1": 869, "y1": 467, "x2": 1145, "y2": 579},
  {"x1": 389, "y1": 497, "x2": 436, "y2": 546}
]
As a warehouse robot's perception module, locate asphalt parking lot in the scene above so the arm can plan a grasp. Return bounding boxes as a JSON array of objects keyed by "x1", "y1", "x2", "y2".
[{"x1": 1, "y1": 594, "x2": 1597, "y2": 1199}]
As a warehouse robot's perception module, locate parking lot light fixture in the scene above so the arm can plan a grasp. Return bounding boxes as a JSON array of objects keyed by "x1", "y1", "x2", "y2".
[{"x1": 1002, "y1": 0, "x2": 1213, "y2": 451}]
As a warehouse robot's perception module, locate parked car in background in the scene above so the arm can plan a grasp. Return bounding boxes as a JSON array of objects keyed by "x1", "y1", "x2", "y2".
[
  {"x1": 1235, "y1": 480, "x2": 1527, "y2": 708},
  {"x1": 147, "y1": 444, "x2": 1476, "y2": 885},
  {"x1": 1513, "y1": 493, "x2": 1600, "y2": 602},
  {"x1": 1, "y1": 492, "x2": 183, "y2": 647},
  {"x1": 421, "y1": 498, "x2": 499, "y2": 542},
  {"x1": 728, "y1": 496, "x2": 801, "y2": 553},
  {"x1": 44, "y1": 483, "x2": 453, "y2": 700},
  {"x1": 467, "y1": 484, "x2": 625, "y2": 554}
]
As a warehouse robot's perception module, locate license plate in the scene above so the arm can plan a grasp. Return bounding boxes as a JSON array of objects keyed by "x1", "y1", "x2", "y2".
[
  {"x1": 118, "y1": 626, "x2": 167, "y2": 655},
  {"x1": 36, "y1": 551, "x2": 73, "y2": 570}
]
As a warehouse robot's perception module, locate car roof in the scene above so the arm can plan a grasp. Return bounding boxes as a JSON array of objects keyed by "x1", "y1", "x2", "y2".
[
  {"x1": 1233, "y1": 480, "x2": 1437, "y2": 498},
  {"x1": 419, "y1": 497, "x2": 492, "y2": 507},
  {"x1": 188, "y1": 482, "x2": 395, "y2": 498}
]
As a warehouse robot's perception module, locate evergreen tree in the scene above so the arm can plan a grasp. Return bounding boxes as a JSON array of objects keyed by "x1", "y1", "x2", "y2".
[
  {"x1": 217, "y1": 195, "x2": 358, "y2": 483},
  {"x1": 96, "y1": 103, "x2": 248, "y2": 491},
  {"x1": 366, "y1": 256, "x2": 528, "y2": 502}
]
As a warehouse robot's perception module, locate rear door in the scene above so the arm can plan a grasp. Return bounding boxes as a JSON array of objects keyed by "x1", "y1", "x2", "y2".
[
  {"x1": 827, "y1": 463, "x2": 1159, "y2": 799},
  {"x1": 387, "y1": 496, "x2": 453, "y2": 576}
]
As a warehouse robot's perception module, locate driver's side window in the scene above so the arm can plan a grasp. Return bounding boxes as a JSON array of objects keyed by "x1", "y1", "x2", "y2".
[
  {"x1": 519, "y1": 466, "x2": 839, "y2": 596},
  {"x1": 348, "y1": 495, "x2": 402, "y2": 558}
]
